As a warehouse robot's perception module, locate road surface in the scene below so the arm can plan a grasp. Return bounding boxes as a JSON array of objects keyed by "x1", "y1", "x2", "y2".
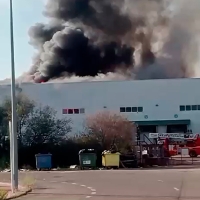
[{"x1": 1, "y1": 168, "x2": 200, "y2": 200}]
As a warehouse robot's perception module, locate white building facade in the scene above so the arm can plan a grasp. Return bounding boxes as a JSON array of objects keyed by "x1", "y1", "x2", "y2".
[{"x1": 0, "y1": 78, "x2": 200, "y2": 139}]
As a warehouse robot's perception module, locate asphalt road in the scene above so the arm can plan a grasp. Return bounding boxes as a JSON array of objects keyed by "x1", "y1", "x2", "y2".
[{"x1": 1, "y1": 168, "x2": 200, "y2": 200}]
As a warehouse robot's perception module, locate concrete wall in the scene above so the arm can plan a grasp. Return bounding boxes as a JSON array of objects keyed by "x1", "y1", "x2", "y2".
[{"x1": 0, "y1": 78, "x2": 200, "y2": 133}]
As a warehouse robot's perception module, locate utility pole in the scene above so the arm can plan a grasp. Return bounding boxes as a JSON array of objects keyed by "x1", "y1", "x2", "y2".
[
  {"x1": 9, "y1": 0, "x2": 18, "y2": 192},
  {"x1": 9, "y1": 122, "x2": 14, "y2": 193}
]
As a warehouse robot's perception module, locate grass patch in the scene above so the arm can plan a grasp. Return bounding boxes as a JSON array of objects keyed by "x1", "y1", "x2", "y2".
[
  {"x1": 22, "y1": 175, "x2": 36, "y2": 189},
  {"x1": 0, "y1": 189, "x2": 8, "y2": 200}
]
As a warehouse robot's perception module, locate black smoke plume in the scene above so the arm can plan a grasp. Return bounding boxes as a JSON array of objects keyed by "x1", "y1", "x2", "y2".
[
  {"x1": 28, "y1": 0, "x2": 147, "y2": 82},
  {"x1": 26, "y1": 0, "x2": 198, "y2": 83},
  {"x1": 0, "y1": 0, "x2": 198, "y2": 85}
]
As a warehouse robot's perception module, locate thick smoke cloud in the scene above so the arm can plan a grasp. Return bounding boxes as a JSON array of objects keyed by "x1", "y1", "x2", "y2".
[
  {"x1": 23, "y1": 0, "x2": 200, "y2": 83},
  {"x1": 29, "y1": 0, "x2": 141, "y2": 82},
  {"x1": 36, "y1": 27, "x2": 134, "y2": 82},
  {"x1": 44, "y1": 0, "x2": 134, "y2": 36}
]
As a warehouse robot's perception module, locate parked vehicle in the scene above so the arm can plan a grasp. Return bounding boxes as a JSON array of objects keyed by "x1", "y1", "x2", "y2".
[
  {"x1": 186, "y1": 135, "x2": 200, "y2": 157},
  {"x1": 168, "y1": 134, "x2": 200, "y2": 157}
]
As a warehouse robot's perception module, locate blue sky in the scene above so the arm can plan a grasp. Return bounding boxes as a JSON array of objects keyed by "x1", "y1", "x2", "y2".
[{"x1": 0, "y1": 0, "x2": 47, "y2": 80}]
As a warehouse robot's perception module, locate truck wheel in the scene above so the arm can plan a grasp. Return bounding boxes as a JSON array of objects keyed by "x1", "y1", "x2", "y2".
[{"x1": 189, "y1": 151, "x2": 197, "y2": 157}]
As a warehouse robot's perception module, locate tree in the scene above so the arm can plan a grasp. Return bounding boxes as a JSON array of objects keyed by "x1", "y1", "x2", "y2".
[
  {"x1": 0, "y1": 106, "x2": 10, "y2": 168},
  {"x1": 0, "y1": 106, "x2": 9, "y2": 149},
  {"x1": 2, "y1": 93, "x2": 35, "y2": 145},
  {"x1": 85, "y1": 111, "x2": 136, "y2": 152},
  {"x1": 23, "y1": 105, "x2": 72, "y2": 146}
]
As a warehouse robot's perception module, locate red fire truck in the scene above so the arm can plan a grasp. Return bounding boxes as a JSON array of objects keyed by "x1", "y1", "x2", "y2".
[
  {"x1": 149, "y1": 133, "x2": 200, "y2": 157},
  {"x1": 184, "y1": 134, "x2": 200, "y2": 157},
  {"x1": 163, "y1": 134, "x2": 200, "y2": 157}
]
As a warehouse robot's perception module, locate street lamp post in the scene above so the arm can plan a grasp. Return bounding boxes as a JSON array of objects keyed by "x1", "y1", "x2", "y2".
[{"x1": 9, "y1": 0, "x2": 18, "y2": 192}]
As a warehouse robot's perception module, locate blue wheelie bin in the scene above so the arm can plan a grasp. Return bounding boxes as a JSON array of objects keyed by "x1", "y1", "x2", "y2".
[{"x1": 35, "y1": 153, "x2": 52, "y2": 171}]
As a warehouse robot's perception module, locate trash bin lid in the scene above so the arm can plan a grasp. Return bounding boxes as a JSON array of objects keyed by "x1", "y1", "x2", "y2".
[
  {"x1": 79, "y1": 149, "x2": 95, "y2": 154},
  {"x1": 102, "y1": 150, "x2": 120, "y2": 155},
  {"x1": 35, "y1": 153, "x2": 52, "y2": 157}
]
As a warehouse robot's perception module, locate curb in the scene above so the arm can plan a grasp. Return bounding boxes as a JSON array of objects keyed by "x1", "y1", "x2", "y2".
[
  {"x1": 6, "y1": 188, "x2": 32, "y2": 200},
  {"x1": 0, "y1": 182, "x2": 32, "y2": 200}
]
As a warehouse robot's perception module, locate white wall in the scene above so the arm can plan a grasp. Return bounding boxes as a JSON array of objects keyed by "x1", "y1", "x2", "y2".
[
  {"x1": 157, "y1": 126, "x2": 167, "y2": 133},
  {"x1": 0, "y1": 78, "x2": 200, "y2": 133}
]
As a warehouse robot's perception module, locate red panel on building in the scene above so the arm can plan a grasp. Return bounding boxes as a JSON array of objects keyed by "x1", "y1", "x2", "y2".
[
  {"x1": 74, "y1": 109, "x2": 79, "y2": 114},
  {"x1": 68, "y1": 109, "x2": 73, "y2": 114},
  {"x1": 63, "y1": 108, "x2": 84, "y2": 114},
  {"x1": 62, "y1": 109, "x2": 68, "y2": 114}
]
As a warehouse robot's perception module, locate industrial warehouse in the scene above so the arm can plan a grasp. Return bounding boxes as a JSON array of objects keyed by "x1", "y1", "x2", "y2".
[{"x1": 0, "y1": 78, "x2": 200, "y2": 140}]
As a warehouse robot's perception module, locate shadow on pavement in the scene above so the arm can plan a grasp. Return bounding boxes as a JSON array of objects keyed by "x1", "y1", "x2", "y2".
[{"x1": 121, "y1": 165, "x2": 200, "y2": 170}]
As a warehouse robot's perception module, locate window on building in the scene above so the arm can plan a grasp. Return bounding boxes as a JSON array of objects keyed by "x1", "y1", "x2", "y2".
[
  {"x1": 132, "y1": 107, "x2": 137, "y2": 112},
  {"x1": 120, "y1": 107, "x2": 125, "y2": 112},
  {"x1": 138, "y1": 107, "x2": 143, "y2": 112},
  {"x1": 80, "y1": 108, "x2": 85, "y2": 114},
  {"x1": 126, "y1": 107, "x2": 132, "y2": 112},
  {"x1": 139, "y1": 125, "x2": 157, "y2": 133},
  {"x1": 192, "y1": 105, "x2": 197, "y2": 111},
  {"x1": 62, "y1": 109, "x2": 68, "y2": 114},
  {"x1": 68, "y1": 109, "x2": 73, "y2": 114},
  {"x1": 180, "y1": 105, "x2": 185, "y2": 111},
  {"x1": 186, "y1": 105, "x2": 191, "y2": 111},
  {"x1": 167, "y1": 124, "x2": 187, "y2": 133},
  {"x1": 180, "y1": 105, "x2": 200, "y2": 111},
  {"x1": 74, "y1": 109, "x2": 79, "y2": 114}
]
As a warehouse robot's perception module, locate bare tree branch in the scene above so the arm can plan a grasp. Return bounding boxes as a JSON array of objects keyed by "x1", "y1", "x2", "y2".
[{"x1": 85, "y1": 111, "x2": 136, "y2": 152}]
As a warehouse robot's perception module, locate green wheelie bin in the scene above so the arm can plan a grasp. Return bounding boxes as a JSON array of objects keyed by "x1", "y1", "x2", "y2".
[{"x1": 79, "y1": 149, "x2": 97, "y2": 170}]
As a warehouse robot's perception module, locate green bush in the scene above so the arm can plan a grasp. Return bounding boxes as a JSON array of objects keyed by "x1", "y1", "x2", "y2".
[{"x1": 0, "y1": 157, "x2": 9, "y2": 171}]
